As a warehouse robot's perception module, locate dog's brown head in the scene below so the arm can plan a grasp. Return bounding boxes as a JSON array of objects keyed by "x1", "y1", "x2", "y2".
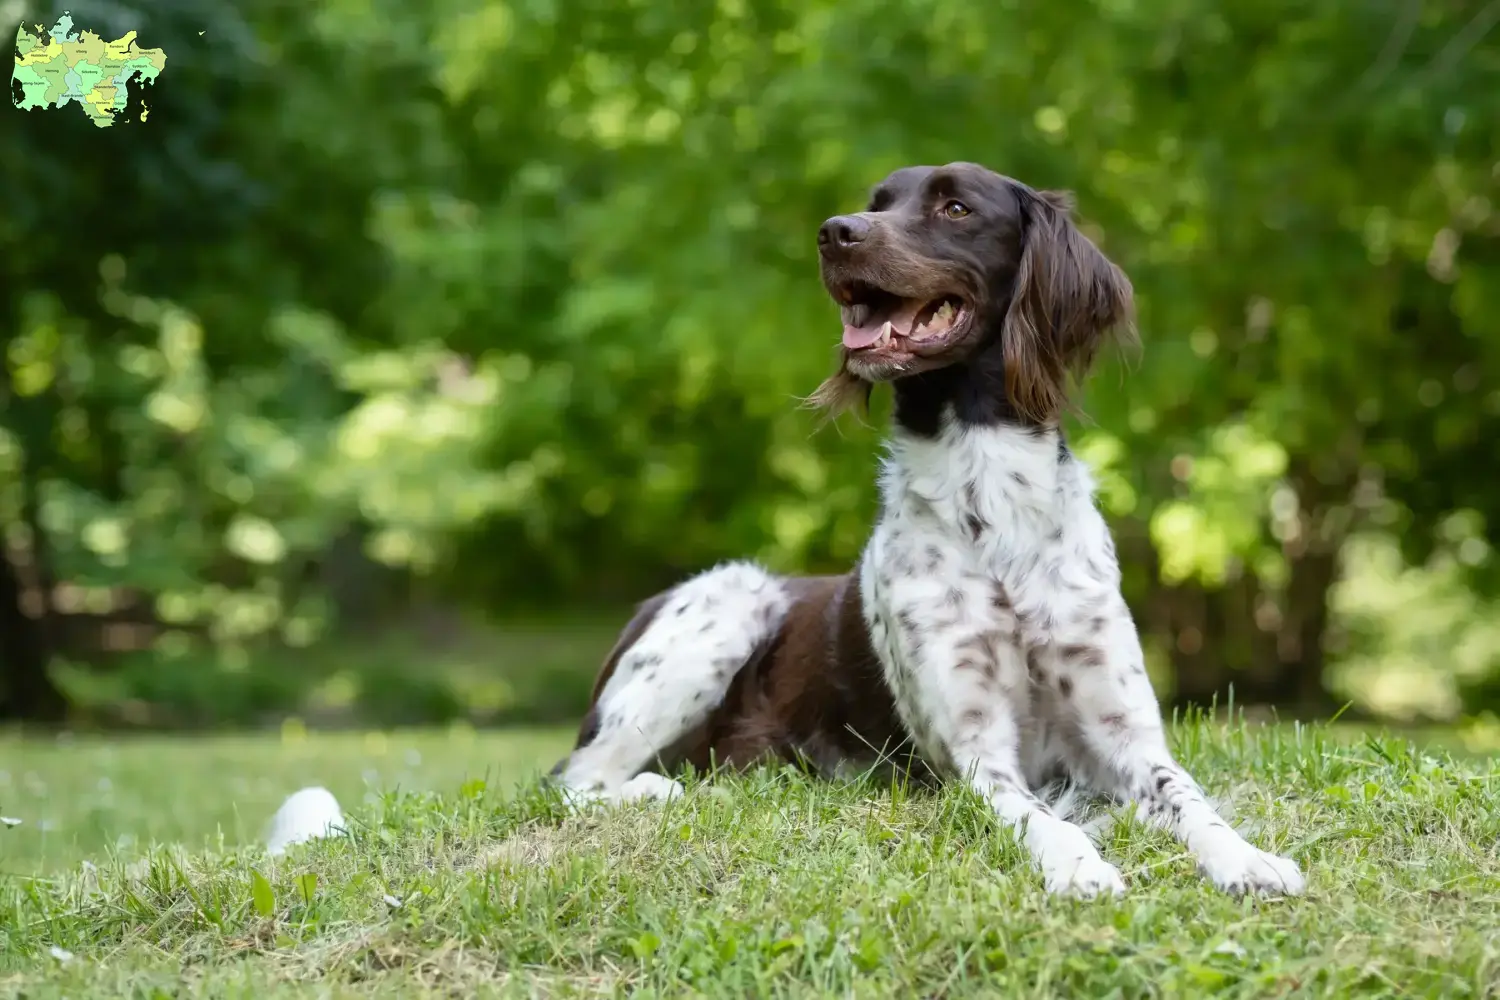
[{"x1": 809, "y1": 162, "x2": 1135, "y2": 426}]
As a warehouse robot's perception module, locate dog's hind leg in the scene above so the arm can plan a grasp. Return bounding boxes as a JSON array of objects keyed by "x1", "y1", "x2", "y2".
[{"x1": 553, "y1": 562, "x2": 792, "y2": 806}]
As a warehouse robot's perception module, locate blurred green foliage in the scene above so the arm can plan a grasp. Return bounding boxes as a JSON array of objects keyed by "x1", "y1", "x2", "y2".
[{"x1": 2, "y1": 0, "x2": 1498, "y2": 726}]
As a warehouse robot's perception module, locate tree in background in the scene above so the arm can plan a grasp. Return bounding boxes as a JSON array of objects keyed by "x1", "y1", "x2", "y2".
[{"x1": 3, "y1": 0, "x2": 1497, "y2": 724}]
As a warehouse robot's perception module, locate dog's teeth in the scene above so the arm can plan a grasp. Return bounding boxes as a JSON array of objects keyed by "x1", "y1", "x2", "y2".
[
  {"x1": 877, "y1": 321, "x2": 893, "y2": 345},
  {"x1": 935, "y1": 301, "x2": 955, "y2": 325}
]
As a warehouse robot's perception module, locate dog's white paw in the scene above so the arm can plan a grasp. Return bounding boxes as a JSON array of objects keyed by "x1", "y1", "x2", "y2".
[
  {"x1": 1043, "y1": 854, "x2": 1127, "y2": 899},
  {"x1": 1199, "y1": 841, "x2": 1305, "y2": 897},
  {"x1": 619, "y1": 773, "x2": 684, "y2": 803}
]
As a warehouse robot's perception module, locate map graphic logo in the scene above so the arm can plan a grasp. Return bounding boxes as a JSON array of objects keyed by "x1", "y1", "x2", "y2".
[{"x1": 11, "y1": 10, "x2": 167, "y2": 127}]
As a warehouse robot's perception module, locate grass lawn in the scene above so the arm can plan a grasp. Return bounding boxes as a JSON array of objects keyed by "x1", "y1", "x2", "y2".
[
  {"x1": 2, "y1": 718, "x2": 1499, "y2": 997},
  {"x1": 0, "y1": 725, "x2": 573, "y2": 877}
]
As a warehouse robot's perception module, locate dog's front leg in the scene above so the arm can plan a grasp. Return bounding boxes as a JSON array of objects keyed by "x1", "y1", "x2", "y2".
[
  {"x1": 867, "y1": 557, "x2": 1124, "y2": 898},
  {"x1": 954, "y1": 717, "x2": 1128, "y2": 899},
  {"x1": 1040, "y1": 593, "x2": 1306, "y2": 896}
]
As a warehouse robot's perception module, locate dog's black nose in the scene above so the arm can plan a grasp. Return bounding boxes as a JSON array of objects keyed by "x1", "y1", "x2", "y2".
[{"x1": 818, "y1": 215, "x2": 870, "y2": 254}]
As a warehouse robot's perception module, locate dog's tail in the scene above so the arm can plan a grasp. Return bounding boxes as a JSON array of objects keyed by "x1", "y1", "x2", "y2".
[{"x1": 265, "y1": 786, "x2": 345, "y2": 856}]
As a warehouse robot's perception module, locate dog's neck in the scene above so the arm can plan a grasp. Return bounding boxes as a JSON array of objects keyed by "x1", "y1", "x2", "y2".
[
  {"x1": 890, "y1": 349, "x2": 1056, "y2": 440},
  {"x1": 876, "y1": 378, "x2": 1081, "y2": 597}
]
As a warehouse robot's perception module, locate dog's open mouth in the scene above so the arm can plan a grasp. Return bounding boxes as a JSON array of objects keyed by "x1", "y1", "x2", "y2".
[{"x1": 834, "y1": 282, "x2": 970, "y2": 353}]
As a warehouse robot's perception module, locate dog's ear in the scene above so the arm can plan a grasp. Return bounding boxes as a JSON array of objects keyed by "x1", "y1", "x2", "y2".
[{"x1": 1001, "y1": 189, "x2": 1135, "y2": 425}]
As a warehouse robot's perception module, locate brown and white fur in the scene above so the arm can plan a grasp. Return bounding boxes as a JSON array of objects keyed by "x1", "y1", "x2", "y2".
[{"x1": 551, "y1": 162, "x2": 1306, "y2": 899}]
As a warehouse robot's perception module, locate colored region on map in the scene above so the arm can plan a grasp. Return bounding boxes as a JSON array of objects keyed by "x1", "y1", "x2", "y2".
[{"x1": 11, "y1": 11, "x2": 167, "y2": 127}]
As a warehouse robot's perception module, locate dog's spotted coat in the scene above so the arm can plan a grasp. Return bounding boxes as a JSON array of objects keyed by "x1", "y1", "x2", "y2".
[
  {"x1": 553, "y1": 162, "x2": 1306, "y2": 899},
  {"x1": 860, "y1": 415, "x2": 1301, "y2": 895}
]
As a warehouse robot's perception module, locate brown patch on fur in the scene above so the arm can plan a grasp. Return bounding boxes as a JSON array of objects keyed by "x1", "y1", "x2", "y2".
[
  {"x1": 1059, "y1": 643, "x2": 1107, "y2": 669},
  {"x1": 991, "y1": 585, "x2": 1013, "y2": 613},
  {"x1": 567, "y1": 574, "x2": 935, "y2": 787}
]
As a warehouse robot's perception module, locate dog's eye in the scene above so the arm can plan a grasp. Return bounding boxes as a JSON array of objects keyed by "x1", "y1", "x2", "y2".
[{"x1": 942, "y1": 200, "x2": 971, "y2": 219}]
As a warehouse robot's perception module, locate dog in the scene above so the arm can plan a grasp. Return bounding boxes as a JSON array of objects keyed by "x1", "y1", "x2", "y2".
[{"x1": 550, "y1": 162, "x2": 1306, "y2": 899}]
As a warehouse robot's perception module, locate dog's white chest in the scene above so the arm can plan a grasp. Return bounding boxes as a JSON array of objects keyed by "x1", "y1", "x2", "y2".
[{"x1": 858, "y1": 417, "x2": 1119, "y2": 769}]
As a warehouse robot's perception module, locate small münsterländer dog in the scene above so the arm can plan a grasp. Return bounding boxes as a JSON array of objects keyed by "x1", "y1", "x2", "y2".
[{"x1": 550, "y1": 162, "x2": 1306, "y2": 899}]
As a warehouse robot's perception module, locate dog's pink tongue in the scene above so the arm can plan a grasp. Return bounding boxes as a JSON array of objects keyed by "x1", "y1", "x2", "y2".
[
  {"x1": 842, "y1": 323, "x2": 886, "y2": 350},
  {"x1": 841, "y1": 300, "x2": 930, "y2": 350}
]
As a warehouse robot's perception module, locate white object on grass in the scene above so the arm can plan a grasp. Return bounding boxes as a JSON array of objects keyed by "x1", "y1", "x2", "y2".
[{"x1": 266, "y1": 786, "x2": 345, "y2": 856}]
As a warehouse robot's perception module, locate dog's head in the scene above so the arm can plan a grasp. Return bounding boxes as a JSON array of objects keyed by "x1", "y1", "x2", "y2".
[{"x1": 809, "y1": 162, "x2": 1135, "y2": 424}]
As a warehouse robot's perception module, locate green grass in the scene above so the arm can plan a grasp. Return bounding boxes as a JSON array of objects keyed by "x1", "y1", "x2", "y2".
[
  {"x1": 0, "y1": 725, "x2": 572, "y2": 877},
  {"x1": 3, "y1": 719, "x2": 1499, "y2": 997}
]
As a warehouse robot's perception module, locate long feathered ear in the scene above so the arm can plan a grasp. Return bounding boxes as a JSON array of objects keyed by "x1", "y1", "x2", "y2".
[{"x1": 1001, "y1": 189, "x2": 1135, "y2": 425}]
